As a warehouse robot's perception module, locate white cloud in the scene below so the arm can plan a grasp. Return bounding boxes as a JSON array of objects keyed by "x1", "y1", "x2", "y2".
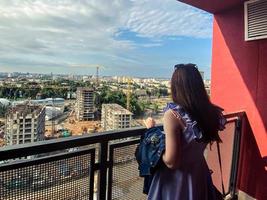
[
  {"x1": 124, "y1": 0, "x2": 212, "y2": 38},
  {"x1": 0, "y1": 0, "x2": 212, "y2": 72}
]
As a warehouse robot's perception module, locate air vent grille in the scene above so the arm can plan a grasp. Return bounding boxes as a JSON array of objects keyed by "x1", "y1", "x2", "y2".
[{"x1": 245, "y1": 0, "x2": 267, "y2": 41}]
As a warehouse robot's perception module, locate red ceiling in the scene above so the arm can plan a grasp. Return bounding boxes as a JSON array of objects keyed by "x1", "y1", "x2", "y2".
[{"x1": 178, "y1": 0, "x2": 246, "y2": 14}]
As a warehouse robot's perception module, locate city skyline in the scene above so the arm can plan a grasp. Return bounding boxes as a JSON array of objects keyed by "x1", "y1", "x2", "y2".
[
  {"x1": 0, "y1": 70, "x2": 207, "y2": 80},
  {"x1": 0, "y1": 0, "x2": 212, "y2": 78}
]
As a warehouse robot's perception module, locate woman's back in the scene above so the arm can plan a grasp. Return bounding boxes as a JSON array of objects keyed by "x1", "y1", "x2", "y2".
[
  {"x1": 145, "y1": 64, "x2": 224, "y2": 200},
  {"x1": 147, "y1": 103, "x2": 214, "y2": 200}
]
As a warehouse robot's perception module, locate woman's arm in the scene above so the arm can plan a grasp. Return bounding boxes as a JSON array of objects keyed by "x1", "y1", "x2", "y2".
[{"x1": 162, "y1": 109, "x2": 183, "y2": 169}]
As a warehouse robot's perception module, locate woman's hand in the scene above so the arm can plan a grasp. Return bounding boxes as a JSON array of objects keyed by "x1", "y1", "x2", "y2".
[{"x1": 143, "y1": 117, "x2": 156, "y2": 129}]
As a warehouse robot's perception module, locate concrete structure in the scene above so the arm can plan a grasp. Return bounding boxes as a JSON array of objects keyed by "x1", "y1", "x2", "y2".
[
  {"x1": 204, "y1": 80, "x2": 211, "y2": 96},
  {"x1": 76, "y1": 87, "x2": 94, "y2": 121},
  {"x1": 178, "y1": 1, "x2": 267, "y2": 199},
  {"x1": 12, "y1": 98, "x2": 65, "y2": 121},
  {"x1": 45, "y1": 106, "x2": 63, "y2": 121},
  {"x1": 5, "y1": 104, "x2": 45, "y2": 145},
  {"x1": 13, "y1": 98, "x2": 65, "y2": 111},
  {"x1": 0, "y1": 98, "x2": 10, "y2": 106},
  {"x1": 199, "y1": 71, "x2": 204, "y2": 80},
  {"x1": 101, "y1": 104, "x2": 133, "y2": 131}
]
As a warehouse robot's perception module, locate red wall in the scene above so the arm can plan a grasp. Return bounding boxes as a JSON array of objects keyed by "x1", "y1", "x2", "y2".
[{"x1": 211, "y1": 5, "x2": 267, "y2": 199}]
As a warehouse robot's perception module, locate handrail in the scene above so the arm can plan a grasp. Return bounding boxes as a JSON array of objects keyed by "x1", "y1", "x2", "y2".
[
  {"x1": 223, "y1": 110, "x2": 245, "y2": 119},
  {"x1": 0, "y1": 112, "x2": 245, "y2": 161},
  {"x1": 0, "y1": 126, "x2": 147, "y2": 160}
]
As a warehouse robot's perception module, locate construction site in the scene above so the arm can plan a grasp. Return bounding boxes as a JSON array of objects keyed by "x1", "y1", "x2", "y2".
[
  {"x1": 45, "y1": 65, "x2": 103, "y2": 138},
  {"x1": 44, "y1": 100, "x2": 102, "y2": 138}
]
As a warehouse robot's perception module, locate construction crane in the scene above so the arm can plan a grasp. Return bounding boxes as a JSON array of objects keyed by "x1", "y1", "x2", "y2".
[
  {"x1": 71, "y1": 64, "x2": 105, "y2": 87},
  {"x1": 96, "y1": 66, "x2": 100, "y2": 87},
  {"x1": 127, "y1": 77, "x2": 132, "y2": 111},
  {"x1": 77, "y1": 64, "x2": 105, "y2": 86},
  {"x1": 51, "y1": 97, "x2": 56, "y2": 136},
  {"x1": 88, "y1": 64, "x2": 105, "y2": 87}
]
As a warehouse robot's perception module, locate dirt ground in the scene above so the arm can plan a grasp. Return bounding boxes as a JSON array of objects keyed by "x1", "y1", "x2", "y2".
[
  {"x1": 0, "y1": 139, "x2": 5, "y2": 147},
  {"x1": 64, "y1": 119, "x2": 102, "y2": 135},
  {"x1": 45, "y1": 112, "x2": 102, "y2": 137}
]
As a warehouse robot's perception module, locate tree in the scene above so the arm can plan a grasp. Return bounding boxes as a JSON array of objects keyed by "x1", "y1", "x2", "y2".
[
  {"x1": 0, "y1": 104, "x2": 10, "y2": 117},
  {"x1": 129, "y1": 94, "x2": 145, "y2": 116},
  {"x1": 159, "y1": 88, "x2": 168, "y2": 96},
  {"x1": 152, "y1": 103, "x2": 159, "y2": 114},
  {"x1": 95, "y1": 87, "x2": 145, "y2": 116}
]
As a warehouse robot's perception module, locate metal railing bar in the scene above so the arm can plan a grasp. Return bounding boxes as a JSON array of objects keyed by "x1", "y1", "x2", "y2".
[
  {"x1": 107, "y1": 142, "x2": 114, "y2": 200},
  {"x1": 0, "y1": 113, "x2": 245, "y2": 161},
  {"x1": 98, "y1": 141, "x2": 108, "y2": 200},
  {"x1": 0, "y1": 148, "x2": 95, "y2": 172},
  {"x1": 90, "y1": 150, "x2": 96, "y2": 200},
  {"x1": 0, "y1": 126, "x2": 157, "y2": 160},
  {"x1": 109, "y1": 138, "x2": 140, "y2": 149},
  {"x1": 224, "y1": 111, "x2": 245, "y2": 119},
  {"x1": 226, "y1": 117, "x2": 239, "y2": 123},
  {"x1": 229, "y1": 117, "x2": 242, "y2": 199}
]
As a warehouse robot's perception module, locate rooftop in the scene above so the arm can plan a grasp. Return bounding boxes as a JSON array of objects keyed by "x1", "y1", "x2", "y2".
[
  {"x1": 7, "y1": 104, "x2": 44, "y2": 116},
  {"x1": 102, "y1": 103, "x2": 133, "y2": 115},
  {"x1": 76, "y1": 87, "x2": 94, "y2": 92}
]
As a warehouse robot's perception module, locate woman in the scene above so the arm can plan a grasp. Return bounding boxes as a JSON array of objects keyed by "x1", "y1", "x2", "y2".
[{"x1": 144, "y1": 63, "x2": 225, "y2": 200}]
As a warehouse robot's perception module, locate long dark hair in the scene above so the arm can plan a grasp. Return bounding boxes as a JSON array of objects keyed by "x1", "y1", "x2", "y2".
[{"x1": 171, "y1": 63, "x2": 223, "y2": 142}]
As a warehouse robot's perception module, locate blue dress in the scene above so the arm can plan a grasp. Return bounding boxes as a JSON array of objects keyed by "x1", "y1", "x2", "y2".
[{"x1": 147, "y1": 103, "x2": 215, "y2": 200}]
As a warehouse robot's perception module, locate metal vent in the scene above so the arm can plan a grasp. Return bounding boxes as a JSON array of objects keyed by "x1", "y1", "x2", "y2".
[{"x1": 245, "y1": 0, "x2": 267, "y2": 41}]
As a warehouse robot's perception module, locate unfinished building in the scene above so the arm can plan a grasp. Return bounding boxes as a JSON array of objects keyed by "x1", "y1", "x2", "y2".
[
  {"x1": 101, "y1": 104, "x2": 133, "y2": 131},
  {"x1": 5, "y1": 104, "x2": 45, "y2": 145},
  {"x1": 76, "y1": 87, "x2": 94, "y2": 121}
]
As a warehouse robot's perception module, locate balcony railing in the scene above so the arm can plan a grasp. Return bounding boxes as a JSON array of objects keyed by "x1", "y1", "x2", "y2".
[{"x1": 0, "y1": 112, "x2": 245, "y2": 200}]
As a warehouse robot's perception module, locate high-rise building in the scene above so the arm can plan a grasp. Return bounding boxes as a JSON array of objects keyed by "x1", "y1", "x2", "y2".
[
  {"x1": 5, "y1": 104, "x2": 45, "y2": 145},
  {"x1": 101, "y1": 104, "x2": 133, "y2": 131},
  {"x1": 76, "y1": 87, "x2": 94, "y2": 121},
  {"x1": 199, "y1": 71, "x2": 205, "y2": 80}
]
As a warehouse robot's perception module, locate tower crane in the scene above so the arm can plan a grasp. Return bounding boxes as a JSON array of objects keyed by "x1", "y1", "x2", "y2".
[
  {"x1": 71, "y1": 64, "x2": 105, "y2": 87},
  {"x1": 88, "y1": 64, "x2": 102, "y2": 87},
  {"x1": 127, "y1": 77, "x2": 132, "y2": 111},
  {"x1": 51, "y1": 97, "x2": 56, "y2": 136}
]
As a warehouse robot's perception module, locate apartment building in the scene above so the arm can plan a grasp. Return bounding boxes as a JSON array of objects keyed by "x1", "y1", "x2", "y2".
[
  {"x1": 76, "y1": 87, "x2": 94, "y2": 121},
  {"x1": 101, "y1": 104, "x2": 133, "y2": 131},
  {"x1": 5, "y1": 104, "x2": 45, "y2": 146},
  {"x1": 199, "y1": 71, "x2": 204, "y2": 80}
]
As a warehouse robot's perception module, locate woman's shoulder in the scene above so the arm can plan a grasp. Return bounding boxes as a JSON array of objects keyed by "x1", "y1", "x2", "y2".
[
  {"x1": 163, "y1": 102, "x2": 203, "y2": 142},
  {"x1": 163, "y1": 109, "x2": 185, "y2": 131},
  {"x1": 163, "y1": 103, "x2": 186, "y2": 130},
  {"x1": 163, "y1": 102, "x2": 187, "y2": 118},
  {"x1": 163, "y1": 102, "x2": 184, "y2": 113},
  {"x1": 163, "y1": 102, "x2": 178, "y2": 111}
]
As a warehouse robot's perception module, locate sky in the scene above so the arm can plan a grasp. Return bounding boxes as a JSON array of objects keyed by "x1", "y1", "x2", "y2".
[{"x1": 0, "y1": 0, "x2": 213, "y2": 79}]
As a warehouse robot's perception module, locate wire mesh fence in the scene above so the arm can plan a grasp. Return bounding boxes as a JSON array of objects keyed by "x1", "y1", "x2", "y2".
[
  {"x1": 109, "y1": 141, "x2": 146, "y2": 200},
  {"x1": 0, "y1": 149, "x2": 94, "y2": 200}
]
